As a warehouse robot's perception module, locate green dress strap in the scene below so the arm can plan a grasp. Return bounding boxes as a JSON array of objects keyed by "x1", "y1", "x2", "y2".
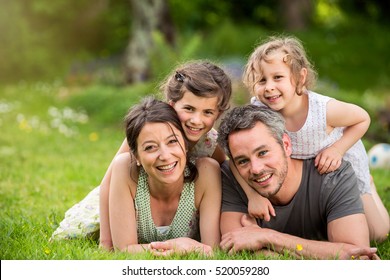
[{"x1": 135, "y1": 168, "x2": 200, "y2": 244}]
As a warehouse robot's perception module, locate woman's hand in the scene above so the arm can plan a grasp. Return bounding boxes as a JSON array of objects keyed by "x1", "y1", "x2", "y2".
[{"x1": 149, "y1": 237, "x2": 213, "y2": 257}]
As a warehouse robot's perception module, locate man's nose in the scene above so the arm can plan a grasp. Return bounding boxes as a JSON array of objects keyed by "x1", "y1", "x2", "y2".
[{"x1": 250, "y1": 160, "x2": 263, "y2": 175}]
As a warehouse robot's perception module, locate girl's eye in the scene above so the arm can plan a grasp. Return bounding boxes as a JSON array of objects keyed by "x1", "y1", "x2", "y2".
[
  {"x1": 184, "y1": 106, "x2": 194, "y2": 112},
  {"x1": 205, "y1": 110, "x2": 215, "y2": 116},
  {"x1": 274, "y1": 75, "x2": 283, "y2": 80},
  {"x1": 257, "y1": 78, "x2": 266, "y2": 84}
]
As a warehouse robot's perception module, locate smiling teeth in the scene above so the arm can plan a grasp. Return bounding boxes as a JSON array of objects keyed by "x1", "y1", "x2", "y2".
[
  {"x1": 158, "y1": 162, "x2": 176, "y2": 170},
  {"x1": 255, "y1": 174, "x2": 271, "y2": 183},
  {"x1": 267, "y1": 95, "x2": 281, "y2": 100},
  {"x1": 188, "y1": 127, "x2": 202, "y2": 131}
]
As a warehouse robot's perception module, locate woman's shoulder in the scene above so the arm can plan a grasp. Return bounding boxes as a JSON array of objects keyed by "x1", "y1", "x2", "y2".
[
  {"x1": 195, "y1": 157, "x2": 220, "y2": 170},
  {"x1": 194, "y1": 158, "x2": 220, "y2": 188},
  {"x1": 112, "y1": 153, "x2": 138, "y2": 185}
]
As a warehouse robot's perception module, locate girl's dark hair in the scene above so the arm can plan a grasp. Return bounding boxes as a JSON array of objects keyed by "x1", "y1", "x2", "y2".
[
  {"x1": 160, "y1": 60, "x2": 232, "y2": 112},
  {"x1": 124, "y1": 96, "x2": 197, "y2": 182}
]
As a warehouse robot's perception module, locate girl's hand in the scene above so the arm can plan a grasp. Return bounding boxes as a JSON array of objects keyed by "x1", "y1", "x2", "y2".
[
  {"x1": 315, "y1": 146, "x2": 343, "y2": 174},
  {"x1": 248, "y1": 194, "x2": 275, "y2": 221},
  {"x1": 149, "y1": 237, "x2": 213, "y2": 257}
]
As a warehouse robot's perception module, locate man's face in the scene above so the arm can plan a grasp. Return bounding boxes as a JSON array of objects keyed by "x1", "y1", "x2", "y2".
[{"x1": 228, "y1": 122, "x2": 289, "y2": 199}]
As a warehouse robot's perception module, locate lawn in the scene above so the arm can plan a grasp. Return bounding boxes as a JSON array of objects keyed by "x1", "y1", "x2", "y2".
[{"x1": 0, "y1": 80, "x2": 389, "y2": 260}]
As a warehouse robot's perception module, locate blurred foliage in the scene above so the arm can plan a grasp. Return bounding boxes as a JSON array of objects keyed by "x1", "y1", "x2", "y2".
[
  {"x1": 0, "y1": 0, "x2": 130, "y2": 83},
  {"x1": 66, "y1": 82, "x2": 156, "y2": 127},
  {"x1": 2, "y1": 0, "x2": 388, "y2": 85}
]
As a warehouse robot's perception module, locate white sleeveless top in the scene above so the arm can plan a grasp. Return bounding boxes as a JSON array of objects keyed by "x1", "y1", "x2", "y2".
[{"x1": 251, "y1": 91, "x2": 371, "y2": 194}]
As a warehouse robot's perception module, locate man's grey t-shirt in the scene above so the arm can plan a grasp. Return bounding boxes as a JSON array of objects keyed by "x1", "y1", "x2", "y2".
[{"x1": 221, "y1": 159, "x2": 364, "y2": 240}]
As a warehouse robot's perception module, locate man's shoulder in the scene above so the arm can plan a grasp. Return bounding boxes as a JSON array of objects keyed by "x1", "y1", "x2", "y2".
[{"x1": 300, "y1": 158, "x2": 357, "y2": 195}]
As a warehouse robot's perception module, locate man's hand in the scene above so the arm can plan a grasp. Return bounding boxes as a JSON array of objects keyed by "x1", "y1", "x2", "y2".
[{"x1": 220, "y1": 214, "x2": 266, "y2": 254}]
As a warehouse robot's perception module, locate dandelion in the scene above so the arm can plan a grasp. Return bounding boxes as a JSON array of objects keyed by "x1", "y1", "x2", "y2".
[
  {"x1": 351, "y1": 255, "x2": 355, "y2": 260},
  {"x1": 44, "y1": 248, "x2": 51, "y2": 255},
  {"x1": 18, "y1": 118, "x2": 32, "y2": 132},
  {"x1": 89, "y1": 132, "x2": 99, "y2": 142},
  {"x1": 296, "y1": 244, "x2": 303, "y2": 251}
]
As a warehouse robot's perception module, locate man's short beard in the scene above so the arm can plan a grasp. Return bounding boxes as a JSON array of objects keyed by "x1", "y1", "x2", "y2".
[{"x1": 253, "y1": 155, "x2": 288, "y2": 198}]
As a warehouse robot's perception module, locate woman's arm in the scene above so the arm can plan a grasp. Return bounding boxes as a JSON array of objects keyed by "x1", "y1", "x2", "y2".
[
  {"x1": 195, "y1": 157, "x2": 222, "y2": 248},
  {"x1": 108, "y1": 152, "x2": 142, "y2": 252},
  {"x1": 99, "y1": 138, "x2": 130, "y2": 250}
]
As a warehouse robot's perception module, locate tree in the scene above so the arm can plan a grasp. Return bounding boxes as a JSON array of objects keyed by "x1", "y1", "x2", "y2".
[
  {"x1": 124, "y1": 0, "x2": 175, "y2": 84},
  {"x1": 279, "y1": 0, "x2": 313, "y2": 31}
]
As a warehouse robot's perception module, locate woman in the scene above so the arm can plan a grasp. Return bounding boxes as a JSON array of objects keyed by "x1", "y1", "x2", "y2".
[{"x1": 109, "y1": 97, "x2": 221, "y2": 256}]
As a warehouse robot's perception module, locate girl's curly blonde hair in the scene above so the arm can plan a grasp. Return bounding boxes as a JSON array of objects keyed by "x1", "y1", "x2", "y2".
[{"x1": 243, "y1": 35, "x2": 318, "y2": 96}]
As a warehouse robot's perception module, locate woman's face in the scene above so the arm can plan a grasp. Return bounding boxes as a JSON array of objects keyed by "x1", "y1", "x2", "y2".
[
  {"x1": 170, "y1": 90, "x2": 220, "y2": 146},
  {"x1": 136, "y1": 122, "x2": 187, "y2": 186}
]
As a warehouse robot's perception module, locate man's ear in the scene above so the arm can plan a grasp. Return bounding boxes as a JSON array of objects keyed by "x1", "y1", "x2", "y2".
[{"x1": 282, "y1": 133, "x2": 293, "y2": 157}]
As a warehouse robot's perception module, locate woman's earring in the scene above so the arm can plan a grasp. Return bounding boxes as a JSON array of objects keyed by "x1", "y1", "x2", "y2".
[{"x1": 136, "y1": 161, "x2": 141, "y2": 166}]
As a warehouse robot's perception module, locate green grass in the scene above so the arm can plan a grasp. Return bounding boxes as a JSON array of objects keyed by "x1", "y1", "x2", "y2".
[{"x1": 0, "y1": 80, "x2": 389, "y2": 260}]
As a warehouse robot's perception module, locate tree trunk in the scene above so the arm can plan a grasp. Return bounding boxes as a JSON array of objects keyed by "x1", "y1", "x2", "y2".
[
  {"x1": 124, "y1": 0, "x2": 175, "y2": 84},
  {"x1": 279, "y1": 0, "x2": 313, "y2": 31}
]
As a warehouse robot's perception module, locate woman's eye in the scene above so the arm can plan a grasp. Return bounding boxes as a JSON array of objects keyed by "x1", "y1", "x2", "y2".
[
  {"x1": 168, "y1": 139, "x2": 178, "y2": 145},
  {"x1": 144, "y1": 145, "x2": 157, "y2": 151}
]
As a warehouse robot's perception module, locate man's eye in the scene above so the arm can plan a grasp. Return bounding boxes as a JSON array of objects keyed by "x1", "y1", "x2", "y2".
[
  {"x1": 237, "y1": 159, "x2": 248, "y2": 166},
  {"x1": 258, "y1": 150, "x2": 268, "y2": 157}
]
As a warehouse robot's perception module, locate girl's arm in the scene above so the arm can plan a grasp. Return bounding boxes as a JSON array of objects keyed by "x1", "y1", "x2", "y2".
[
  {"x1": 211, "y1": 144, "x2": 228, "y2": 164},
  {"x1": 316, "y1": 99, "x2": 370, "y2": 174},
  {"x1": 229, "y1": 160, "x2": 275, "y2": 221},
  {"x1": 99, "y1": 138, "x2": 130, "y2": 250}
]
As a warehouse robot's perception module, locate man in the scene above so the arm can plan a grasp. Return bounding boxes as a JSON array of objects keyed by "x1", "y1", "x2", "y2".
[{"x1": 217, "y1": 104, "x2": 378, "y2": 259}]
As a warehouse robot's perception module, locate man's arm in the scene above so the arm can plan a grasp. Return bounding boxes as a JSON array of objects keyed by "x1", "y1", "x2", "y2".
[
  {"x1": 220, "y1": 212, "x2": 245, "y2": 235},
  {"x1": 220, "y1": 213, "x2": 374, "y2": 260}
]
